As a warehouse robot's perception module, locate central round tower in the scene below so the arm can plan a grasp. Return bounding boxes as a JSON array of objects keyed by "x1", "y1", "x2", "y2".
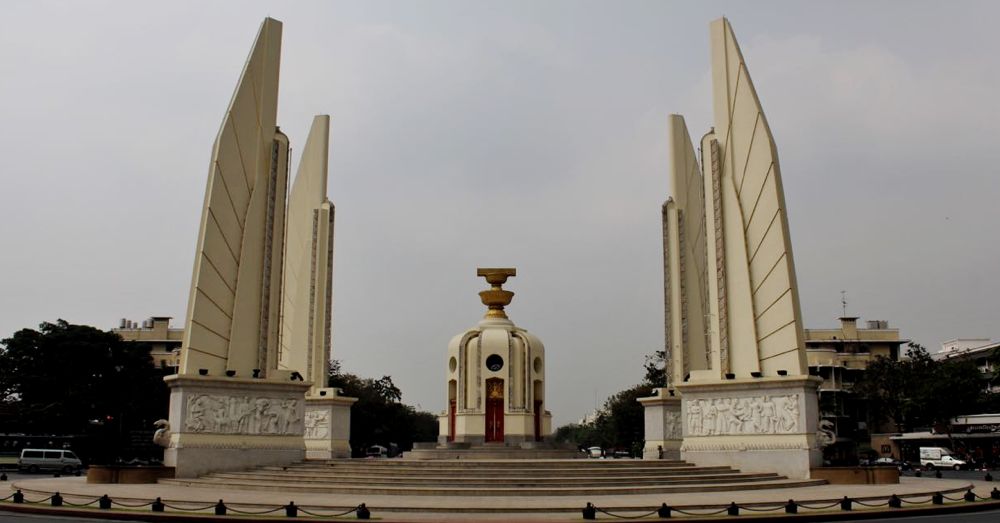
[{"x1": 439, "y1": 268, "x2": 550, "y2": 446}]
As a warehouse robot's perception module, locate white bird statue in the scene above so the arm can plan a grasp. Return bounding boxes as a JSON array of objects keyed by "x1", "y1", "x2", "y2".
[{"x1": 152, "y1": 419, "x2": 171, "y2": 448}]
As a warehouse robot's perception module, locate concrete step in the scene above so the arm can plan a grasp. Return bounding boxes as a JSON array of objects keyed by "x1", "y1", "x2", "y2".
[
  {"x1": 248, "y1": 466, "x2": 739, "y2": 478},
  {"x1": 157, "y1": 458, "x2": 825, "y2": 497},
  {"x1": 200, "y1": 471, "x2": 781, "y2": 487},
  {"x1": 232, "y1": 468, "x2": 741, "y2": 481},
  {"x1": 158, "y1": 477, "x2": 826, "y2": 496},
  {"x1": 313, "y1": 458, "x2": 691, "y2": 467}
]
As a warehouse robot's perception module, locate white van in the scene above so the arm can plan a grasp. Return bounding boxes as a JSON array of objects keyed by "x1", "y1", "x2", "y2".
[
  {"x1": 17, "y1": 449, "x2": 82, "y2": 473},
  {"x1": 919, "y1": 447, "x2": 966, "y2": 470}
]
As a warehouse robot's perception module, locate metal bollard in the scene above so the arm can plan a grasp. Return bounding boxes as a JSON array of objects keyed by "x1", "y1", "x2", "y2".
[
  {"x1": 727, "y1": 502, "x2": 739, "y2": 516},
  {"x1": 152, "y1": 497, "x2": 165, "y2": 512},
  {"x1": 915, "y1": 470, "x2": 922, "y2": 477},
  {"x1": 13, "y1": 490, "x2": 24, "y2": 504},
  {"x1": 964, "y1": 490, "x2": 976, "y2": 502},
  {"x1": 51, "y1": 492, "x2": 63, "y2": 507},
  {"x1": 986, "y1": 473, "x2": 994, "y2": 482},
  {"x1": 99, "y1": 494, "x2": 112, "y2": 510},
  {"x1": 582, "y1": 502, "x2": 596, "y2": 520},
  {"x1": 888, "y1": 495, "x2": 901, "y2": 508},
  {"x1": 991, "y1": 488, "x2": 1000, "y2": 500},
  {"x1": 785, "y1": 499, "x2": 797, "y2": 514},
  {"x1": 215, "y1": 499, "x2": 227, "y2": 516},
  {"x1": 657, "y1": 503, "x2": 671, "y2": 518},
  {"x1": 0, "y1": 472, "x2": 7, "y2": 481},
  {"x1": 840, "y1": 496, "x2": 852, "y2": 511},
  {"x1": 285, "y1": 501, "x2": 297, "y2": 517},
  {"x1": 932, "y1": 492, "x2": 943, "y2": 505},
  {"x1": 935, "y1": 470, "x2": 942, "y2": 479},
  {"x1": 356, "y1": 503, "x2": 371, "y2": 520}
]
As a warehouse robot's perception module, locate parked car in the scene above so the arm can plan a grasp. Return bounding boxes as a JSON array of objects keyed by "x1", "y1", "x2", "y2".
[
  {"x1": 366, "y1": 445, "x2": 388, "y2": 458},
  {"x1": 586, "y1": 446, "x2": 604, "y2": 458},
  {"x1": 17, "y1": 449, "x2": 82, "y2": 473},
  {"x1": 873, "y1": 457, "x2": 900, "y2": 466}
]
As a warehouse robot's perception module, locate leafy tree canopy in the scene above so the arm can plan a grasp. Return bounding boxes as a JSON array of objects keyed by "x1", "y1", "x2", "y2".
[
  {"x1": 853, "y1": 343, "x2": 985, "y2": 433},
  {"x1": 0, "y1": 320, "x2": 170, "y2": 462},
  {"x1": 327, "y1": 361, "x2": 436, "y2": 456},
  {"x1": 554, "y1": 349, "x2": 667, "y2": 454}
]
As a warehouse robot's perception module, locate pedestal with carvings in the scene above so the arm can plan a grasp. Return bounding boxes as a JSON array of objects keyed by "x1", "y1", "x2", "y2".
[
  {"x1": 163, "y1": 375, "x2": 311, "y2": 478},
  {"x1": 304, "y1": 388, "x2": 357, "y2": 459},
  {"x1": 675, "y1": 376, "x2": 822, "y2": 479},
  {"x1": 637, "y1": 388, "x2": 682, "y2": 459}
]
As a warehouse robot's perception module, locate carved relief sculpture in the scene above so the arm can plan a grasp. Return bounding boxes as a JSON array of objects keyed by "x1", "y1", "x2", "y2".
[
  {"x1": 185, "y1": 394, "x2": 303, "y2": 435},
  {"x1": 684, "y1": 394, "x2": 800, "y2": 436},
  {"x1": 304, "y1": 409, "x2": 331, "y2": 439}
]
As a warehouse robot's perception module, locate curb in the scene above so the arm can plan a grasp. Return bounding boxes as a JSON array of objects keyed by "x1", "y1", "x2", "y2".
[{"x1": 2, "y1": 499, "x2": 1000, "y2": 522}]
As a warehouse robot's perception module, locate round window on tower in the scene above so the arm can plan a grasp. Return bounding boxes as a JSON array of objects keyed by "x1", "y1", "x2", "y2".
[
  {"x1": 449, "y1": 357, "x2": 457, "y2": 373},
  {"x1": 485, "y1": 354, "x2": 504, "y2": 372}
]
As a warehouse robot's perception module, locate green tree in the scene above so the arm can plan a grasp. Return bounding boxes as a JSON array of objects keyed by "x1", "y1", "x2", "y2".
[
  {"x1": 0, "y1": 320, "x2": 170, "y2": 462},
  {"x1": 593, "y1": 384, "x2": 654, "y2": 452},
  {"x1": 327, "y1": 362, "x2": 437, "y2": 456},
  {"x1": 642, "y1": 350, "x2": 668, "y2": 387},
  {"x1": 854, "y1": 343, "x2": 985, "y2": 433},
  {"x1": 552, "y1": 423, "x2": 599, "y2": 448}
]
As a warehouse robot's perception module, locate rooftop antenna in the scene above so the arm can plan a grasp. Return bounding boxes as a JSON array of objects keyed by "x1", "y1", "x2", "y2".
[{"x1": 841, "y1": 290, "x2": 847, "y2": 317}]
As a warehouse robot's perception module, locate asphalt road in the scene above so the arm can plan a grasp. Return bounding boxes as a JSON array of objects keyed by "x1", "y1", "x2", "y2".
[
  {"x1": 2, "y1": 508, "x2": 1000, "y2": 522},
  {"x1": 1, "y1": 471, "x2": 83, "y2": 483},
  {"x1": 857, "y1": 509, "x2": 1000, "y2": 522},
  {"x1": 0, "y1": 513, "x2": 145, "y2": 522}
]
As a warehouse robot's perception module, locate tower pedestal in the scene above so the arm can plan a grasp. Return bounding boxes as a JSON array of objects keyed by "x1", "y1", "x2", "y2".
[
  {"x1": 163, "y1": 375, "x2": 311, "y2": 478},
  {"x1": 304, "y1": 389, "x2": 357, "y2": 459},
  {"x1": 637, "y1": 389, "x2": 682, "y2": 459},
  {"x1": 675, "y1": 376, "x2": 822, "y2": 479}
]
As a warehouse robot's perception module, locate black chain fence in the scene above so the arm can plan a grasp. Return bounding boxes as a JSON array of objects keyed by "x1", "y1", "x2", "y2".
[
  {"x1": 582, "y1": 487, "x2": 1000, "y2": 520},
  {"x1": 0, "y1": 489, "x2": 372, "y2": 519},
  {"x1": 2, "y1": 485, "x2": 999, "y2": 520}
]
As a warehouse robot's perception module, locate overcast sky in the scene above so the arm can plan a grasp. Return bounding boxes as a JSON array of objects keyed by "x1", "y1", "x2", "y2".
[{"x1": 2, "y1": 1, "x2": 998, "y2": 426}]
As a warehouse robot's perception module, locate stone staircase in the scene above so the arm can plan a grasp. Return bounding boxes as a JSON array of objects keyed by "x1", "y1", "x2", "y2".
[{"x1": 159, "y1": 459, "x2": 825, "y2": 496}]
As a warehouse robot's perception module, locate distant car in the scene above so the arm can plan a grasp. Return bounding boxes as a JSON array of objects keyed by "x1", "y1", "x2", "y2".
[
  {"x1": 920, "y1": 447, "x2": 967, "y2": 470},
  {"x1": 586, "y1": 447, "x2": 603, "y2": 458},
  {"x1": 612, "y1": 450, "x2": 630, "y2": 459},
  {"x1": 873, "y1": 457, "x2": 899, "y2": 466},
  {"x1": 366, "y1": 445, "x2": 388, "y2": 458}
]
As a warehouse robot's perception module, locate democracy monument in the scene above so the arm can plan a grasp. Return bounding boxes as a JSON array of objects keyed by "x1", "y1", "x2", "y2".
[
  {"x1": 18, "y1": 14, "x2": 997, "y2": 522},
  {"x1": 162, "y1": 18, "x2": 353, "y2": 478},
  {"x1": 640, "y1": 18, "x2": 821, "y2": 479},
  {"x1": 158, "y1": 14, "x2": 819, "y2": 481}
]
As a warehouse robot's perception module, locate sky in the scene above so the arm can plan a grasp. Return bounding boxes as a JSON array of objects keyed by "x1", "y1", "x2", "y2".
[{"x1": 1, "y1": 0, "x2": 998, "y2": 426}]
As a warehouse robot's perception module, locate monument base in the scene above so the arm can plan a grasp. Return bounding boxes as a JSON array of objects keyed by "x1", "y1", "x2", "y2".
[
  {"x1": 164, "y1": 374, "x2": 311, "y2": 478},
  {"x1": 437, "y1": 411, "x2": 552, "y2": 447},
  {"x1": 637, "y1": 389, "x2": 682, "y2": 459},
  {"x1": 304, "y1": 388, "x2": 357, "y2": 459},
  {"x1": 675, "y1": 376, "x2": 822, "y2": 479}
]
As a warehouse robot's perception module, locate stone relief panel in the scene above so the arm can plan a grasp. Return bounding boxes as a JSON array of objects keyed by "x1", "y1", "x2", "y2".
[
  {"x1": 664, "y1": 410, "x2": 682, "y2": 440},
  {"x1": 185, "y1": 394, "x2": 302, "y2": 435},
  {"x1": 684, "y1": 394, "x2": 799, "y2": 436},
  {"x1": 304, "y1": 409, "x2": 330, "y2": 439}
]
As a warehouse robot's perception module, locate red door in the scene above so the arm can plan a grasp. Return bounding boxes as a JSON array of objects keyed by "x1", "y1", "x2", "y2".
[
  {"x1": 485, "y1": 378, "x2": 504, "y2": 443},
  {"x1": 534, "y1": 400, "x2": 543, "y2": 441},
  {"x1": 448, "y1": 400, "x2": 456, "y2": 442}
]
